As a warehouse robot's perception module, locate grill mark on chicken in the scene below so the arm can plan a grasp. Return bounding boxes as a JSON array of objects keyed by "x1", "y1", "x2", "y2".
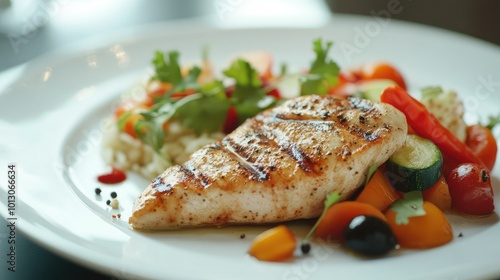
[
  {"x1": 258, "y1": 119, "x2": 315, "y2": 173},
  {"x1": 179, "y1": 161, "x2": 212, "y2": 188},
  {"x1": 221, "y1": 137, "x2": 270, "y2": 181},
  {"x1": 349, "y1": 97, "x2": 374, "y2": 112},
  {"x1": 151, "y1": 175, "x2": 174, "y2": 194}
]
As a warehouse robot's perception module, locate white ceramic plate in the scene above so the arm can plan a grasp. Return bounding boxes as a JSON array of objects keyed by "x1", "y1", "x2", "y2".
[{"x1": 1, "y1": 16, "x2": 500, "y2": 279}]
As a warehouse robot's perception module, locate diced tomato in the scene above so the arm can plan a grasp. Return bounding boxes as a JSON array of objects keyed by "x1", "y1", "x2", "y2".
[
  {"x1": 266, "y1": 88, "x2": 281, "y2": 99},
  {"x1": 261, "y1": 78, "x2": 281, "y2": 99},
  {"x1": 97, "y1": 167, "x2": 127, "y2": 184},
  {"x1": 466, "y1": 125, "x2": 498, "y2": 171},
  {"x1": 225, "y1": 86, "x2": 235, "y2": 99},
  {"x1": 122, "y1": 114, "x2": 144, "y2": 138},
  {"x1": 248, "y1": 225, "x2": 296, "y2": 262},
  {"x1": 223, "y1": 106, "x2": 239, "y2": 134},
  {"x1": 360, "y1": 62, "x2": 407, "y2": 90}
]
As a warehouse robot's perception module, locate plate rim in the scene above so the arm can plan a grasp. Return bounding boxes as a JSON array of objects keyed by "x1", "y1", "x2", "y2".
[{"x1": 2, "y1": 16, "x2": 500, "y2": 279}]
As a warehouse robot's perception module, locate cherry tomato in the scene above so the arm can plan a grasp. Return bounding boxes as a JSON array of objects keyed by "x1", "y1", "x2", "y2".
[
  {"x1": 446, "y1": 163, "x2": 494, "y2": 215},
  {"x1": 466, "y1": 125, "x2": 498, "y2": 171},
  {"x1": 360, "y1": 62, "x2": 407, "y2": 90},
  {"x1": 97, "y1": 167, "x2": 127, "y2": 184},
  {"x1": 223, "y1": 106, "x2": 239, "y2": 134}
]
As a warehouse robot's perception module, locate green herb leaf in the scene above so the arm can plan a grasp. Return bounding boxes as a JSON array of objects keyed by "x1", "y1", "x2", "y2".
[
  {"x1": 280, "y1": 63, "x2": 288, "y2": 76},
  {"x1": 324, "y1": 192, "x2": 343, "y2": 209},
  {"x1": 173, "y1": 66, "x2": 202, "y2": 93},
  {"x1": 117, "y1": 111, "x2": 132, "y2": 131},
  {"x1": 390, "y1": 191, "x2": 426, "y2": 225},
  {"x1": 304, "y1": 191, "x2": 344, "y2": 240},
  {"x1": 300, "y1": 39, "x2": 340, "y2": 96},
  {"x1": 364, "y1": 163, "x2": 379, "y2": 186},
  {"x1": 174, "y1": 82, "x2": 231, "y2": 133},
  {"x1": 134, "y1": 117, "x2": 166, "y2": 153},
  {"x1": 224, "y1": 59, "x2": 262, "y2": 88},
  {"x1": 224, "y1": 59, "x2": 276, "y2": 123},
  {"x1": 151, "y1": 51, "x2": 183, "y2": 84},
  {"x1": 484, "y1": 113, "x2": 500, "y2": 130}
]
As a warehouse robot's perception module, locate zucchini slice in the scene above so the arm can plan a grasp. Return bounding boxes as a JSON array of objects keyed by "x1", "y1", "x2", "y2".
[
  {"x1": 359, "y1": 79, "x2": 397, "y2": 102},
  {"x1": 385, "y1": 134, "x2": 443, "y2": 192}
]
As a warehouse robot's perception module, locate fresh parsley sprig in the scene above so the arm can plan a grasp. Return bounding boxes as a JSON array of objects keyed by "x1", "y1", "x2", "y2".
[{"x1": 300, "y1": 39, "x2": 340, "y2": 96}]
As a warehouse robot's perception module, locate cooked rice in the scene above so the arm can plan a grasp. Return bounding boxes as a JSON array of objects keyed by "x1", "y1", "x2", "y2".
[{"x1": 101, "y1": 118, "x2": 224, "y2": 179}]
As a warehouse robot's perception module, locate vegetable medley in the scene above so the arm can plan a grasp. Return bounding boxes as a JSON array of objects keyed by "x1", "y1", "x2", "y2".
[
  {"x1": 248, "y1": 46, "x2": 499, "y2": 261},
  {"x1": 113, "y1": 39, "x2": 499, "y2": 260}
]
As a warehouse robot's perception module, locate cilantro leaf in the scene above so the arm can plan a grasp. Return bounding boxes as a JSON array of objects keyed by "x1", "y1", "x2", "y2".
[
  {"x1": 224, "y1": 59, "x2": 262, "y2": 88},
  {"x1": 390, "y1": 191, "x2": 426, "y2": 225},
  {"x1": 171, "y1": 66, "x2": 201, "y2": 94},
  {"x1": 174, "y1": 81, "x2": 230, "y2": 133},
  {"x1": 151, "y1": 51, "x2": 183, "y2": 84},
  {"x1": 300, "y1": 39, "x2": 340, "y2": 96},
  {"x1": 134, "y1": 112, "x2": 168, "y2": 154},
  {"x1": 224, "y1": 59, "x2": 276, "y2": 122}
]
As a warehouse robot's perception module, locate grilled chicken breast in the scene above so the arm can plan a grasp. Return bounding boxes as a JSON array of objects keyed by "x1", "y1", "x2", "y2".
[{"x1": 129, "y1": 95, "x2": 407, "y2": 230}]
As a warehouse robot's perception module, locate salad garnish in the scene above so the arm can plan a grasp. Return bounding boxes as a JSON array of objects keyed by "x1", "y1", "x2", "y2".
[
  {"x1": 300, "y1": 39, "x2": 340, "y2": 95},
  {"x1": 389, "y1": 191, "x2": 426, "y2": 225},
  {"x1": 117, "y1": 39, "x2": 340, "y2": 154}
]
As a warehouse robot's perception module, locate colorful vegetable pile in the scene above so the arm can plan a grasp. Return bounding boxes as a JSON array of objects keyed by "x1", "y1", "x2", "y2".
[{"x1": 247, "y1": 41, "x2": 499, "y2": 261}]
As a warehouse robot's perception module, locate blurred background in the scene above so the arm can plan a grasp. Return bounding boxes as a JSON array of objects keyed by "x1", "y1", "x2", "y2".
[
  {"x1": 0, "y1": 0, "x2": 499, "y2": 72},
  {"x1": 0, "y1": 0, "x2": 499, "y2": 279}
]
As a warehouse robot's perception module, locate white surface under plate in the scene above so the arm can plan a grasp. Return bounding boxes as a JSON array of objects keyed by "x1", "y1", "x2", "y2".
[{"x1": 1, "y1": 16, "x2": 500, "y2": 280}]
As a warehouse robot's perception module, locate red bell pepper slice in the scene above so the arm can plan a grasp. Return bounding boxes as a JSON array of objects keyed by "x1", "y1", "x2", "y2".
[{"x1": 380, "y1": 86, "x2": 488, "y2": 171}]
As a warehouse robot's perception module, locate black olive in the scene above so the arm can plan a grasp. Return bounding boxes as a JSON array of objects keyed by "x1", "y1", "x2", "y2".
[
  {"x1": 300, "y1": 241, "x2": 311, "y2": 254},
  {"x1": 344, "y1": 215, "x2": 397, "y2": 256}
]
